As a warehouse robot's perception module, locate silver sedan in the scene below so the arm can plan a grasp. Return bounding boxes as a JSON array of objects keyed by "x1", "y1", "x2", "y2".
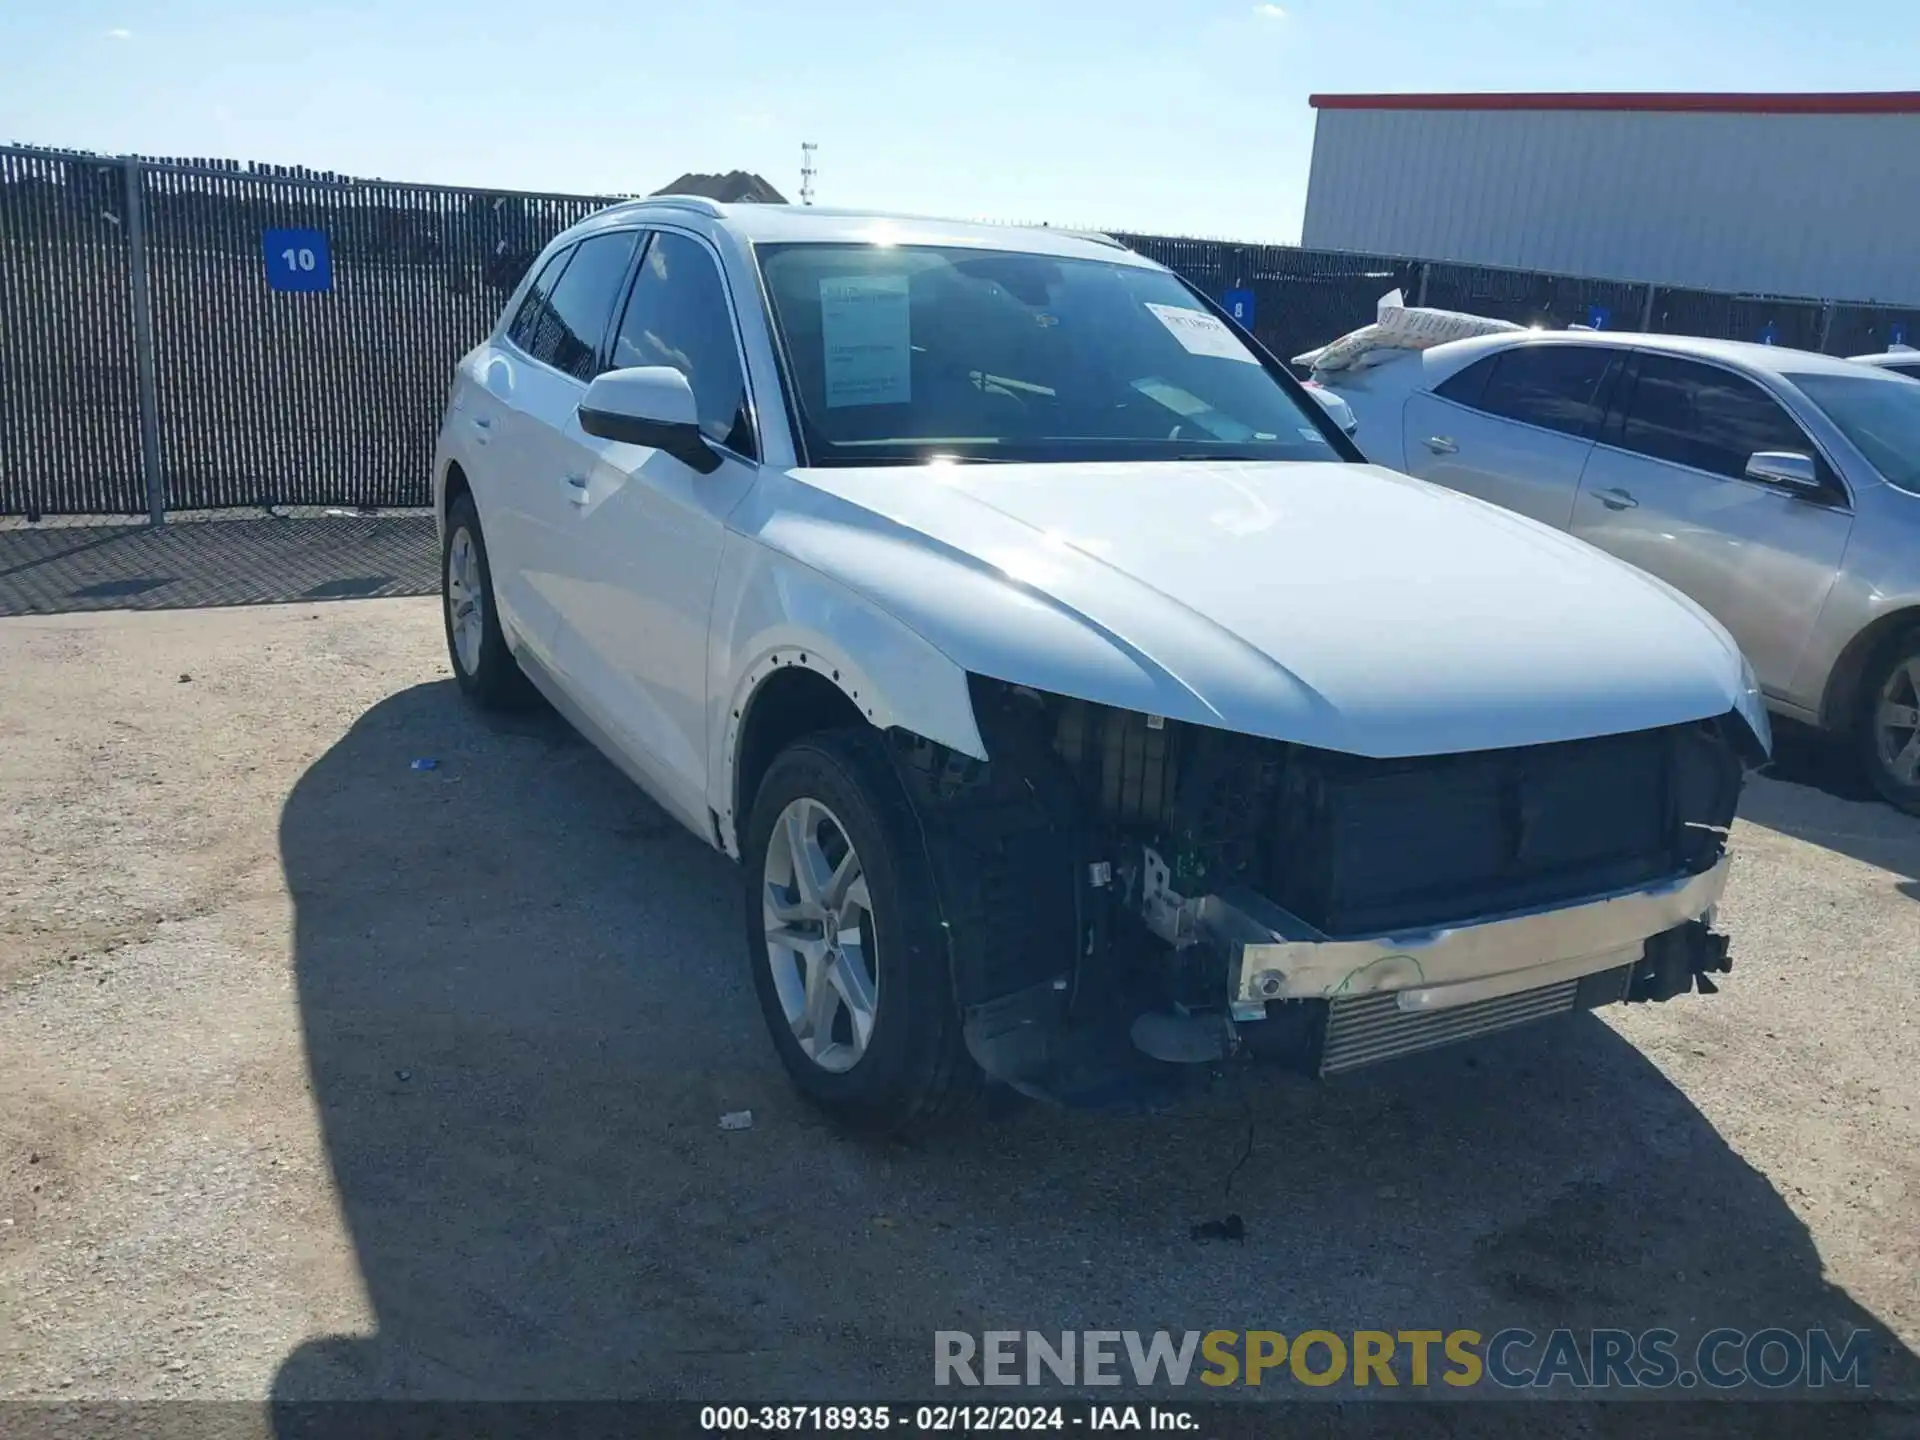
[
  {"x1": 1319, "y1": 333, "x2": 1920, "y2": 812},
  {"x1": 1850, "y1": 347, "x2": 1920, "y2": 381}
]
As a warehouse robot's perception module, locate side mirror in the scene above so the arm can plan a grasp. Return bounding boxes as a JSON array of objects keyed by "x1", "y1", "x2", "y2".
[
  {"x1": 1302, "y1": 382, "x2": 1359, "y2": 437},
  {"x1": 1745, "y1": 450, "x2": 1819, "y2": 490},
  {"x1": 578, "y1": 366, "x2": 720, "y2": 474}
]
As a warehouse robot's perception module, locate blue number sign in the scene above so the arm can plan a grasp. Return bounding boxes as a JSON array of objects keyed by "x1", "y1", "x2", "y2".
[
  {"x1": 1587, "y1": 304, "x2": 1611, "y2": 330},
  {"x1": 1893, "y1": 322, "x2": 1909, "y2": 348},
  {"x1": 1223, "y1": 288, "x2": 1255, "y2": 329},
  {"x1": 1760, "y1": 320, "x2": 1779, "y2": 346},
  {"x1": 263, "y1": 228, "x2": 333, "y2": 293}
]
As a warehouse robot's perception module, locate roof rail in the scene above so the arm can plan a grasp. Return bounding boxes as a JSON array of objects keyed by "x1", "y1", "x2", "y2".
[
  {"x1": 1060, "y1": 229, "x2": 1127, "y2": 250},
  {"x1": 633, "y1": 194, "x2": 727, "y2": 218}
]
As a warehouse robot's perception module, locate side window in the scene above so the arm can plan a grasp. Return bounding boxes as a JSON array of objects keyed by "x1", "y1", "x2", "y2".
[
  {"x1": 507, "y1": 245, "x2": 572, "y2": 353},
  {"x1": 1473, "y1": 345, "x2": 1615, "y2": 437},
  {"x1": 530, "y1": 230, "x2": 641, "y2": 381},
  {"x1": 1621, "y1": 355, "x2": 1814, "y2": 481},
  {"x1": 610, "y1": 231, "x2": 755, "y2": 456},
  {"x1": 1889, "y1": 362, "x2": 1920, "y2": 381},
  {"x1": 1435, "y1": 355, "x2": 1497, "y2": 408}
]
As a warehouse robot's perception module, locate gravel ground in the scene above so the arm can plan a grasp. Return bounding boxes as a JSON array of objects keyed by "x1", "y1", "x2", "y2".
[{"x1": 1, "y1": 595, "x2": 1916, "y2": 1424}]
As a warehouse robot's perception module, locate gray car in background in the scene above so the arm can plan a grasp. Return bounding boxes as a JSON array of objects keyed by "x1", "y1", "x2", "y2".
[
  {"x1": 1318, "y1": 333, "x2": 1920, "y2": 812},
  {"x1": 1851, "y1": 346, "x2": 1920, "y2": 381}
]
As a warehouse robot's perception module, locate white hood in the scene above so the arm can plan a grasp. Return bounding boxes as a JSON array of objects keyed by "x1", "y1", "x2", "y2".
[{"x1": 758, "y1": 459, "x2": 1756, "y2": 759}]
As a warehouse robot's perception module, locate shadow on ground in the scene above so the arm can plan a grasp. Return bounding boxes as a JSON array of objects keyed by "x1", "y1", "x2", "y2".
[
  {"x1": 1742, "y1": 721, "x2": 1920, "y2": 882},
  {"x1": 272, "y1": 683, "x2": 1919, "y2": 1426},
  {"x1": 1760, "y1": 720, "x2": 1881, "y2": 807},
  {"x1": 0, "y1": 515, "x2": 436, "y2": 616}
]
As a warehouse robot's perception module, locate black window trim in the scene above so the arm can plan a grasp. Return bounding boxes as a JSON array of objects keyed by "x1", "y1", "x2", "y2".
[
  {"x1": 500, "y1": 227, "x2": 646, "y2": 386},
  {"x1": 1596, "y1": 348, "x2": 1854, "y2": 513},
  {"x1": 501, "y1": 241, "x2": 577, "y2": 360},
  {"x1": 1430, "y1": 339, "x2": 1628, "y2": 443},
  {"x1": 604, "y1": 221, "x2": 764, "y2": 466},
  {"x1": 505, "y1": 243, "x2": 575, "y2": 334}
]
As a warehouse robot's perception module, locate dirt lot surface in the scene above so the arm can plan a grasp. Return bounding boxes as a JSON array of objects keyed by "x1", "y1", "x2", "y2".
[{"x1": 2, "y1": 582, "x2": 1918, "y2": 1423}]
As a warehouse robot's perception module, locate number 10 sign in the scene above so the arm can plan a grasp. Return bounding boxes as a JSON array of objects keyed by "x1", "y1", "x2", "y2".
[{"x1": 262, "y1": 228, "x2": 333, "y2": 292}]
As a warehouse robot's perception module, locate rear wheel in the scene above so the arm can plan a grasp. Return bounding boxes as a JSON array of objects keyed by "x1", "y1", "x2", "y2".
[
  {"x1": 1858, "y1": 627, "x2": 1920, "y2": 815},
  {"x1": 442, "y1": 492, "x2": 532, "y2": 709},
  {"x1": 743, "y1": 729, "x2": 982, "y2": 1136}
]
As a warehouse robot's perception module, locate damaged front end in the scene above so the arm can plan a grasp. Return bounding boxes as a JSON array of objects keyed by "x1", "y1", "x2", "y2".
[{"x1": 889, "y1": 677, "x2": 1750, "y2": 1105}]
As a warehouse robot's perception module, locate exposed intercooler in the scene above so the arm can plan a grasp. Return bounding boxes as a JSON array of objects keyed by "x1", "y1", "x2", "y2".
[
  {"x1": 916, "y1": 680, "x2": 1747, "y2": 1097},
  {"x1": 1319, "y1": 979, "x2": 1584, "y2": 1075}
]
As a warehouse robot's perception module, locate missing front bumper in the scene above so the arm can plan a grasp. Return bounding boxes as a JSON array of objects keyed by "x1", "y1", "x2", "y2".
[
  {"x1": 1315, "y1": 919, "x2": 1734, "y2": 1076},
  {"x1": 1223, "y1": 854, "x2": 1733, "y2": 1020}
]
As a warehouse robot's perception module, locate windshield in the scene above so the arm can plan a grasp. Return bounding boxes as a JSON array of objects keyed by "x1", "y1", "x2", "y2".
[
  {"x1": 756, "y1": 242, "x2": 1344, "y2": 467},
  {"x1": 1791, "y1": 373, "x2": 1920, "y2": 495}
]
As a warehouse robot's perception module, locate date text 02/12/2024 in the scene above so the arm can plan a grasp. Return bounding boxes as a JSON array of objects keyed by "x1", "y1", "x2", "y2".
[{"x1": 699, "y1": 1406, "x2": 1193, "y2": 1432}]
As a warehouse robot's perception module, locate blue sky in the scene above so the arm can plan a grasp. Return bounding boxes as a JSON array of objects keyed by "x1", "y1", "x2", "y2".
[{"x1": 3, "y1": 0, "x2": 1912, "y2": 241}]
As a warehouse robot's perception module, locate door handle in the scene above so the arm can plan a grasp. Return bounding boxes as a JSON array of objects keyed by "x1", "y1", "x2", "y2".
[
  {"x1": 469, "y1": 416, "x2": 492, "y2": 444},
  {"x1": 1423, "y1": 436, "x2": 1458, "y2": 455},
  {"x1": 1596, "y1": 487, "x2": 1639, "y2": 511},
  {"x1": 565, "y1": 473, "x2": 589, "y2": 504}
]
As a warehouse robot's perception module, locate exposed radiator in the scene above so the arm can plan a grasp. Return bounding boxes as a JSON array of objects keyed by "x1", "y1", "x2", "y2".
[{"x1": 1319, "y1": 979, "x2": 1580, "y2": 1076}]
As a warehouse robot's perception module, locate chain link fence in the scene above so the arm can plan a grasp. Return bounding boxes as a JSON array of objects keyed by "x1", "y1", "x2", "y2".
[{"x1": 5, "y1": 141, "x2": 1920, "y2": 520}]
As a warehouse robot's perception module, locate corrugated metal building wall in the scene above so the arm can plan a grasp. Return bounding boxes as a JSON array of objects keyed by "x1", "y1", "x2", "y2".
[{"x1": 1301, "y1": 93, "x2": 1920, "y2": 306}]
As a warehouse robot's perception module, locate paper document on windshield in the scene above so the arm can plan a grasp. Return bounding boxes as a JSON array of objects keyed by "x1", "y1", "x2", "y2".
[
  {"x1": 820, "y1": 275, "x2": 912, "y2": 407},
  {"x1": 1145, "y1": 303, "x2": 1259, "y2": 364}
]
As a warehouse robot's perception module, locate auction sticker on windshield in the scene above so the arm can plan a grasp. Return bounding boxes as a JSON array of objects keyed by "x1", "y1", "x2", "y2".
[
  {"x1": 821, "y1": 275, "x2": 912, "y2": 407},
  {"x1": 1145, "y1": 303, "x2": 1259, "y2": 364}
]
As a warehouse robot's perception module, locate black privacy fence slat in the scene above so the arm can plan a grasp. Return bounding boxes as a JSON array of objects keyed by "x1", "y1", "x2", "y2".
[
  {"x1": 1116, "y1": 233, "x2": 1421, "y2": 365},
  {"x1": 1421, "y1": 265, "x2": 1655, "y2": 332},
  {"x1": 1647, "y1": 288, "x2": 1828, "y2": 353},
  {"x1": 1, "y1": 143, "x2": 610, "y2": 516},
  {"x1": 1823, "y1": 302, "x2": 1920, "y2": 358},
  {"x1": 5, "y1": 141, "x2": 1919, "y2": 519},
  {"x1": 135, "y1": 160, "x2": 610, "y2": 511},
  {"x1": 0, "y1": 149, "x2": 145, "y2": 518}
]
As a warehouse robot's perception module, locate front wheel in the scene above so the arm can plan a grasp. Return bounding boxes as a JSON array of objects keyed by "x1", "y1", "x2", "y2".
[
  {"x1": 742, "y1": 730, "x2": 982, "y2": 1136},
  {"x1": 442, "y1": 492, "x2": 532, "y2": 710},
  {"x1": 1859, "y1": 627, "x2": 1920, "y2": 815}
]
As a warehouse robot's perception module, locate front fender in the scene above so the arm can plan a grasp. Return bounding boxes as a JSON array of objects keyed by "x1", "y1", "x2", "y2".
[{"x1": 706, "y1": 533, "x2": 985, "y2": 856}]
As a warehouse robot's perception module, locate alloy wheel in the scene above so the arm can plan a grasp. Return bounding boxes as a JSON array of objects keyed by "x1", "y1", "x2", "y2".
[
  {"x1": 1874, "y1": 655, "x2": 1920, "y2": 787},
  {"x1": 446, "y1": 527, "x2": 484, "y2": 677},
  {"x1": 761, "y1": 796, "x2": 879, "y2": 1074}
]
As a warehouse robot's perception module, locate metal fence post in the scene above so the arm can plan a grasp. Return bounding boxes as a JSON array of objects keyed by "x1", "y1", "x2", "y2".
[
  {"x1": 1416, "y1": 263, "x2": 1431, "y2": 307},
  {"x1": 1640, "y1": 283, "x2": 1657, "y2": 332},
  {"x1": 123, "y1": 156, "x2": 165, "y2": 525},
  {"x1": 1817, "y1": 301, "x2": 1836, "y2": 354}
]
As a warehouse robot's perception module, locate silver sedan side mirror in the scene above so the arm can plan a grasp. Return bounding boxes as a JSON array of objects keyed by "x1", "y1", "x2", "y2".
[{"x1": 1745, "y1": 451, "x2": 1820, "y2": 490}]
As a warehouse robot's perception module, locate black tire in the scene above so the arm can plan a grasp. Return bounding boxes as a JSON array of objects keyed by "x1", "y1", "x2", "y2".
[
  {"x1": 743, "y1": 728, "x2": 983, "y2": 1137},
  {"x1": 442, "y1": 492, "x2": 533, "y2": 710},
  {"x1": 1857, "y1": 625, "x2": 1920, "y2": 816}
]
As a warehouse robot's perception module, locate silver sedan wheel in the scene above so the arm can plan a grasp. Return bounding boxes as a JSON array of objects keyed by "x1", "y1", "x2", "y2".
[
  {"x1": 762, "y1": 796, "x2": 879, "y2": 1074},
  {"x1": 446, "y1": 527, "x2": 484, "y2": 677},
  {"x1": 1875, "y1": 655, "x2": 1920, "y2": 785}
]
